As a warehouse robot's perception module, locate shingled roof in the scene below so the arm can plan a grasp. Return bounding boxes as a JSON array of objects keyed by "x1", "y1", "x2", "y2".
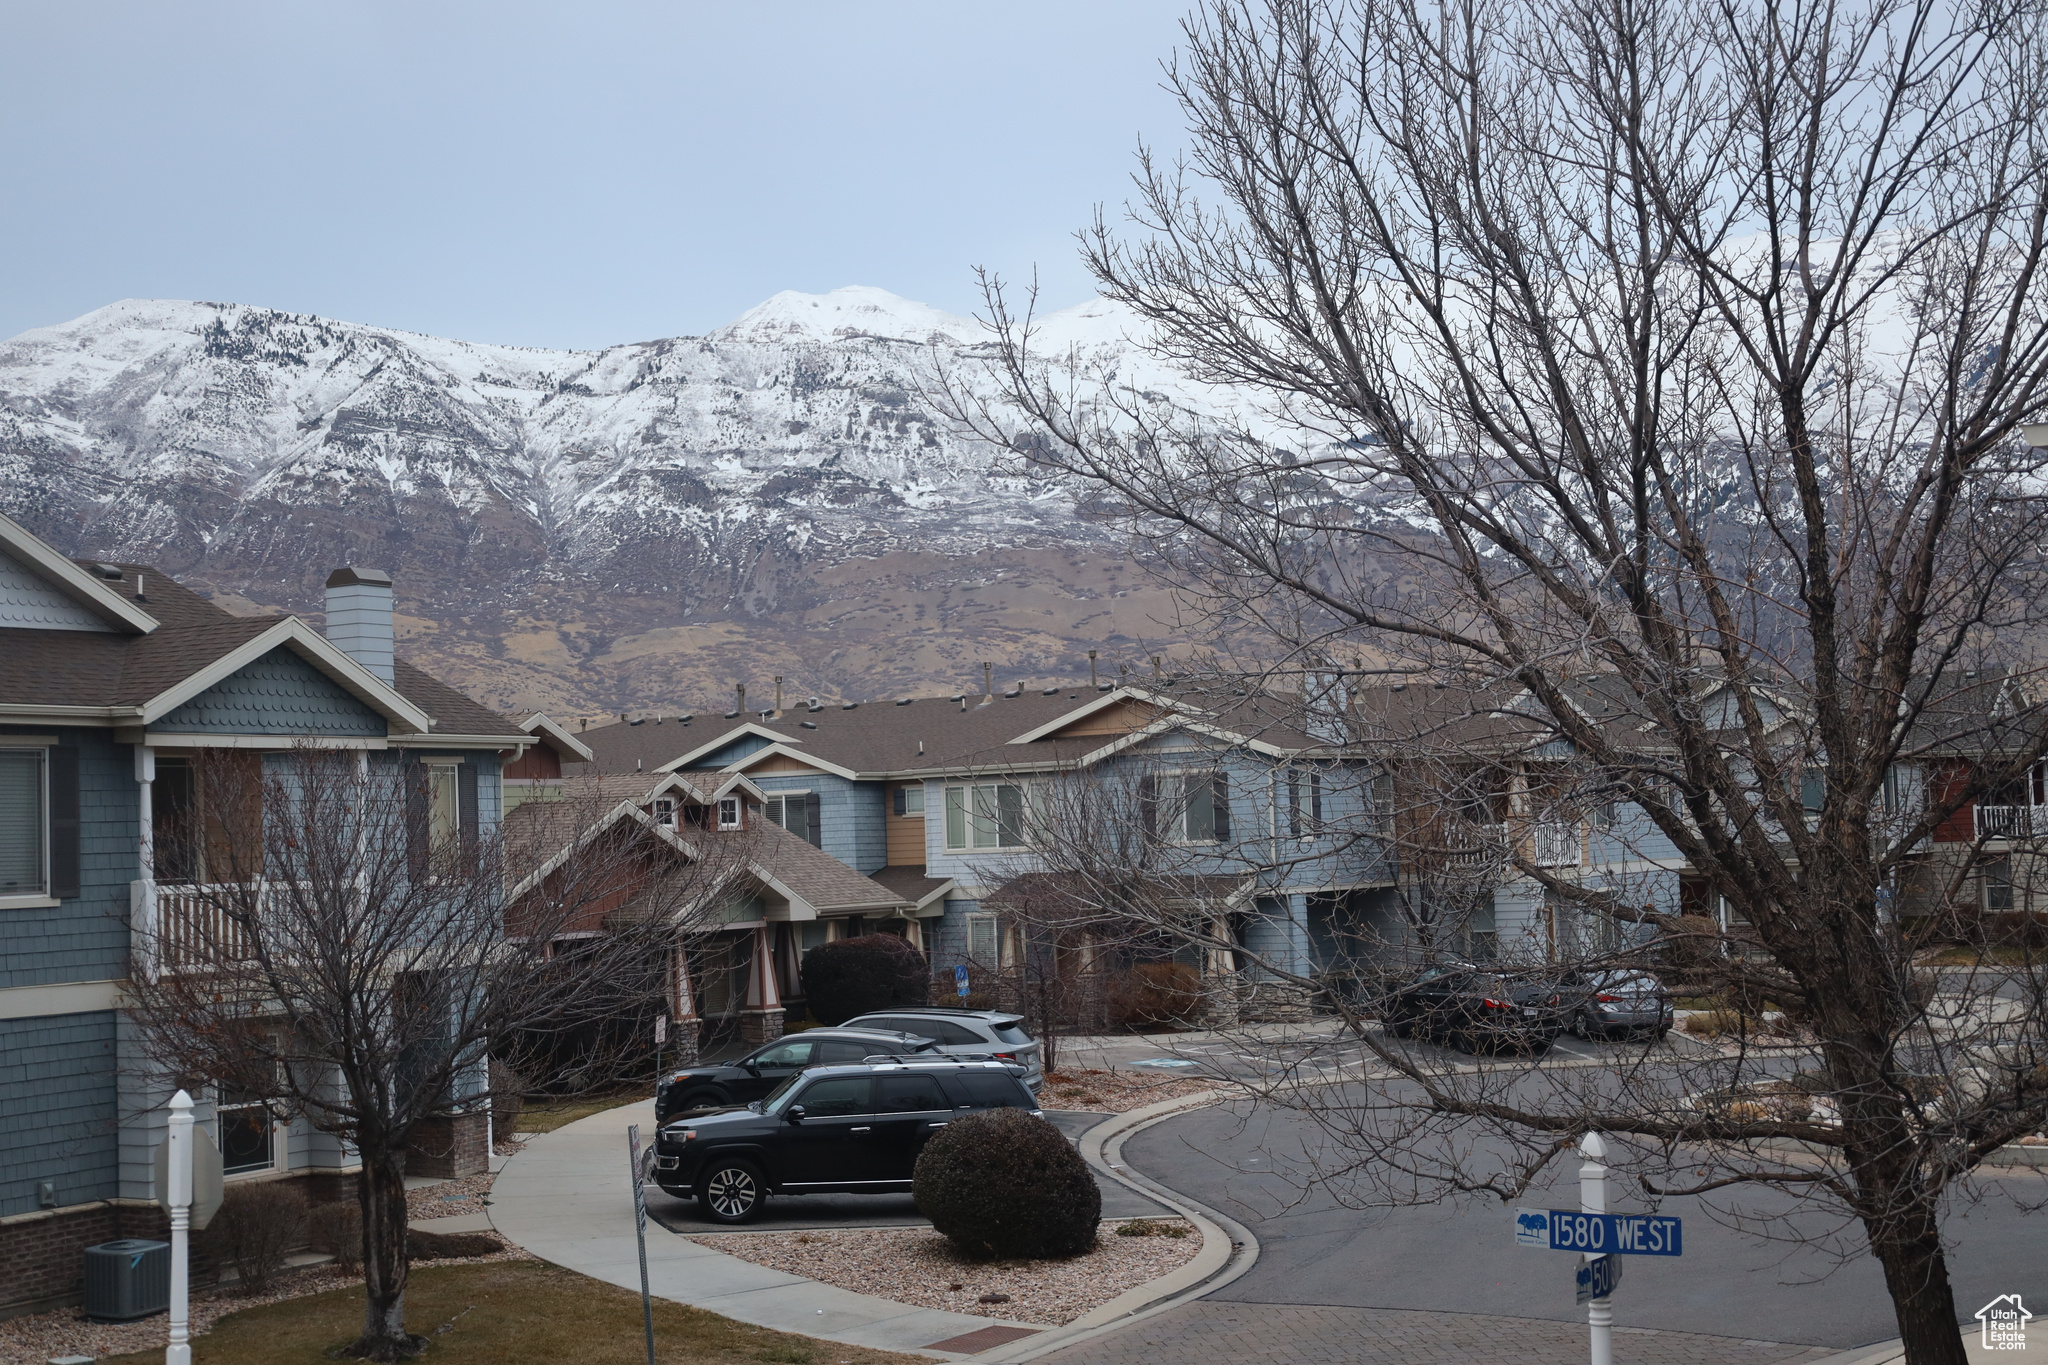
[{"x1": 579, "y1": 683, "x2": 1327, "y2": 781}]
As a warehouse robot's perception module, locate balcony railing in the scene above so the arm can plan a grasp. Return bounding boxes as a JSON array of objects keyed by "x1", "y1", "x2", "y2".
[
  {"x1": 1975, "y1": 805, "x2": 2045, "y2": 841},
  {"x1": 139, "y1": 881, "x2": 260, "y2": 974},
  {"x1": 1530, "y1": 821, "x2": 1582, "y2": 867}
]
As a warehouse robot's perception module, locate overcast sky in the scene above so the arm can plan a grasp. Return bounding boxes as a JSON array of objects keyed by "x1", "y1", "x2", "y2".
[{"x1": 0, "y1": 1, "x2": 1190, "y2": 349}]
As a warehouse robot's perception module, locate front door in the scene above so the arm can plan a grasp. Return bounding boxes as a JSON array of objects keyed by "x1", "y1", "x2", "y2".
[
  {"x1": 775, "y1": 1076, "x2": 877, "y2": 1187},
  {"x1": 735, "y1": 1038, "x2": 814, "y2": 1103},
  {"x1": 867, "y1": 1073, "x2": 953, "y2": 1180}
]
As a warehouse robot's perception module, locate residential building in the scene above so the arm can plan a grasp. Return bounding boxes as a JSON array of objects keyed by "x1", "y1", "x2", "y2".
[{"x1": 0, "y1": 513, "x2": 526, "y2": 1318}]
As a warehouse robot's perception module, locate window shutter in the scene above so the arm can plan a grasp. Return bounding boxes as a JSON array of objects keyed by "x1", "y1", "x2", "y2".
[
  {"x1": 1139, "y1": 775, "x2": 1158, "y2": 838},
  {"x1": 803, "y1": 792, "x2": 822, "y2": 847},
  {"x1": 1310, "y1": 773, "x2": 1323, "y2": 824},
  {"x1": 893, "y1": 787, "x2": 907, "y2": 817},
  {"x1": 49, "y1": 747, "x2": 80, "y2": 900},
  {"x1": 1286, "y1": 772, "x2": 1301, "y2": 838},
  {"x1": 1211, "y1": 772, "x2": 1231, "y2": 841},
  {"x1": 404, "y1": 756, "x2": 428, "y2": 879},
  {"x1": 458, "y1": 763, "x2": 480, "y2": 849}
]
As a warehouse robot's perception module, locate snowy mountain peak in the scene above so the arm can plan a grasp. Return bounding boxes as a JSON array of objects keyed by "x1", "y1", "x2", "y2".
[{"x1": 712, "y1": 285, "x2": 980, "y2": 345}]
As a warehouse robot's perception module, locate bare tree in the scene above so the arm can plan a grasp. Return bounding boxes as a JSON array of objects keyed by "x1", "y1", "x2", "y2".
[
  {"x1": 941, "y1": 1, "x2": 2048, "y2": 1357},
  {"x1": 127, "y1": 749, "x2": 748, "y2": 1361}
]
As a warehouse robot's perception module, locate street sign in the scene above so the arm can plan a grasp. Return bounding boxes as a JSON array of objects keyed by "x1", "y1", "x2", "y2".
[
  {"x1": 154, "y1": 1128, "x2": 224, "y2": 1232},
  {"x1": 1576, "y1": 1254, "x2": 1622, "y2": 1305},
  {"x1": 955, "y1": 965, "x2": 971, "y2": 998},
  {"x1": 654, "y1": 1014, "x2": 668, "y2": 1046},
  {"x1": 1514, "y1": 1207, "x2": 1683, "y2": 1256}
]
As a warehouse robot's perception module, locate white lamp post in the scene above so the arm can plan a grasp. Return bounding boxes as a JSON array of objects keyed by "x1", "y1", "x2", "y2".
[
  {"x1": 1579, "y1": 1132, "x2": 1612, "y2": 1365},
  {"x1": 165, "y1": 1088, "x2": 194, "y2": 1365}
]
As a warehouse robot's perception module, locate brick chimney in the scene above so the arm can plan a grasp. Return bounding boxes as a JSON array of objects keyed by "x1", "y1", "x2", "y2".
[{"x1": 325, "y1": 567, "x2": 395, "y2": 683}]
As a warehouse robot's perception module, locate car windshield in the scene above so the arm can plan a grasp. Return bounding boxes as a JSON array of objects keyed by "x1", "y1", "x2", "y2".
[{"x1": 761, "y1": 1072, "x2": 806, "y2": 1113}]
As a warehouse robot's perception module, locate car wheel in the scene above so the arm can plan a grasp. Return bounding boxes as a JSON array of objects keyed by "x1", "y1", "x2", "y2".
[
  {"x1": 1570, "y1": 1011, "x2": 1591, "y2": 1039},
  {"x1": 698, "y1": 1158, "x2": 766, "y2": 1224}
]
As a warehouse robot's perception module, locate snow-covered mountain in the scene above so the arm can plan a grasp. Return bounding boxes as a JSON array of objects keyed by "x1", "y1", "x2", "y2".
[{"x1": 0, "y1": 288, "x2": 1210, "y2": 715}]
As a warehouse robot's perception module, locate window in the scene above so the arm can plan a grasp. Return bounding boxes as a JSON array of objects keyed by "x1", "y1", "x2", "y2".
[
  {"x1": 877, "y1": 1075, "x2": 949, "y2": 1113},
  {"x1": 748, "y1": 1040, "x2": 813, "y2": 1068},
  {"x1": 426, "y1": 762, "x2": 461, "y2": 849},
  {"x1": 717, "y1": 796, "x2": 741, "y2": 829},
  {"x1": 216, "y1": 1067, "x2": 279, "y2": 1176},
  {"x1": 1284, "y1": 769, "x2": 1323, "y2": 839},
  {"x1": 966, "y1": 914, "x2": 1000, "y2": 963},
  {"x1": 764, "y1": 793, "x2": 821, "y2": 847},
  {"x1": 1466, "y1": 897, "x2": 1498, "y2": 961},
  {"x1": 793, "y1": 1076, "x2": 873, "y2": 1117},
  {"x1": 653, "y1": 798, "x2": 677, "y2": 827},
  {"x1": 893, "y1": 785, "x2": 925, "y2": 816},
  {"x1": 0, "y1": 749, "x2": 45, "y2": 897},
  {"x1": 1799, "y1": 768, "x2": 1826, "y2": 815},
  {"x1": 814, "y1": 1038, "x2": 877, "y2": 1064},
  {"x1": 1143, "y1": 771, "x2": 1231, "y2": 843},
  {"x1": 943, "y1": 784, "x2": 1026, "y2": 849},
  {"x1": 1984, "y1": 857, "x2": 2015, "y2": 912},
  {"x1": 949, "y1": 1073, "x2": 1031, "y2": 1110}
]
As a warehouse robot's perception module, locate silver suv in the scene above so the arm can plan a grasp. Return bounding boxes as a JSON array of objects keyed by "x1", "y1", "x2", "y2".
[{"x1": 840, "y1": 1008, "x2": 1043, "y2": 1094}]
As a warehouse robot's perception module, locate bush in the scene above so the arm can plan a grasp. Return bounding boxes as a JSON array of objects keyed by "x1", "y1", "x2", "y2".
[
  {"x1": 1106, "y1": 963, "x2": 1203, "y2": 1029},
  {"x1": 206, "y1": 1181, "x2": 306, "y2": 1294},
  {"x1": 409, "y1": 1228, "x2": 502, "y2": 1260},
  {"x1": 307, "y1": 1199, "x2": 362, "y2": 1275},
  {"x1": 801, "y1": 934, "x2": 929, "y2": 1025},
  {"x1": 913, "y1": 1108, "x2": 1100, "y2": 1259},
  {"x1": 489, "y1": 1058, "x2": 526, "y2": 1141}
]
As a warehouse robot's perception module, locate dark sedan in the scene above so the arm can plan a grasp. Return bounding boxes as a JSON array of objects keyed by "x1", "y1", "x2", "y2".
[
  {"x1": 1379, "y1": 963, "x2": 1568, "y2": 1054},
  {"x1": 654, "y1": 1027, "x2": 935, "y2": 1125}
]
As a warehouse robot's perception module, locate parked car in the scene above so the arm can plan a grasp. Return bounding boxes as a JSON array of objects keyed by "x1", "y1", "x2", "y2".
[
  {"x1": 654, "y1": 1027, "x2": 936, "y2": 1125},
  {"x1": 1551, "y1": 969, "x2": 1673, "y2": 1040},
  {"x1": 653, "y1": 1057, "x2": 1043, "y2": 1223},
  {"x1": 838, "y1": 1007, "x2": 1044, "y2": 1093},
  {"x1": 1378, "y1": 963, "x2": 1567, "y2": 1053}
]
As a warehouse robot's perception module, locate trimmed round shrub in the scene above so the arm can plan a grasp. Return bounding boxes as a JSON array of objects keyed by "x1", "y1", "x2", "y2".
[
  {"x1": 1107, "y1": 962, "x2": 1203, "y2": 1028},
  {"x1": 914, "y1": 1108, "x2": 1101, "y2": 1259},
  {"x1": 801, "y1": 933, "x2": 929, "y2": 1025}
]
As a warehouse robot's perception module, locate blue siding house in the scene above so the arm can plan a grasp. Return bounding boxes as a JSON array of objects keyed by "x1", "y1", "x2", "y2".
[{"x1": 0, "y1": 514, "x2": 526, "y2": 1317}]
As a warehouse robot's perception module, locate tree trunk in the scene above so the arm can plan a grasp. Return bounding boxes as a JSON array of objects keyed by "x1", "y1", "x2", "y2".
[
  {"x1": 350, "y1": 1149, "x2": 421, "y2": 1360},
  {"x1": 1864, "y1": 1192, "x2": 1968, "y2": 1365}
]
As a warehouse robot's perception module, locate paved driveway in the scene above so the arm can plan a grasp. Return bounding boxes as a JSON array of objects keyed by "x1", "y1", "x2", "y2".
[{"x1": 1040, "y1": 1097, "x2": 2047, "y2": 1363}]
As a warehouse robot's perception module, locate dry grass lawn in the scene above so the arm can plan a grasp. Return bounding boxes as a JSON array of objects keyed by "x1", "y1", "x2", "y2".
[
  {"x1": 515, "y1": 1091, "x2": 644, "y2": 1134},
  {"x1": 96, "y1": 1261, "x2": 920, "y2": 1365}
]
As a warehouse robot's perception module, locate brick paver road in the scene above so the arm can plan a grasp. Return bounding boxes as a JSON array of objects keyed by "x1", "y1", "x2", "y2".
[{"x1": 1037, "y1": 1302, "x2": 1845, "y2": 1365}]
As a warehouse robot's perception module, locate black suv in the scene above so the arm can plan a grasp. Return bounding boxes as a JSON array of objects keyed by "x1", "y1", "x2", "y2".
[
  {"x1": 655, "y1": 1028, "x2": 937, "y2": 1126},
  {"x1": 653, "y1": 1058, "x2": 1041, "y2": 1223}
]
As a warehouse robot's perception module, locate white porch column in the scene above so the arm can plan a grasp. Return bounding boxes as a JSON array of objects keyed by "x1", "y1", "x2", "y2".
[{"x1": 134, "y1": 746, "x2": 158, "y2": 982}]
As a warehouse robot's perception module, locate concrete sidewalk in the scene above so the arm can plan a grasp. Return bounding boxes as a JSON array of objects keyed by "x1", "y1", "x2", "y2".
[{"x1": 487, "y1": 1099, "x2": 1031, "y2": 1358}]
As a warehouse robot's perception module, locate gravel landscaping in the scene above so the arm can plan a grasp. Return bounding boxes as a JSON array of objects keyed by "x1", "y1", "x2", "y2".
[
  {"x1": 688, "y1": 1218, "x2": 1202, "y2": 1326},
  {"x1": 408, "y1": 1167, "x2": 500, "y2": 1220},
  {"x1": 1038, "y1": 1068, "x2": 1222, "y2": 1112}
]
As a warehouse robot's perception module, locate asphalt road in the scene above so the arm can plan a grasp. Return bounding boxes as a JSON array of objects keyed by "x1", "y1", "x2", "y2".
[{"x1": 1122, "y1": 1098, "x2": 2048, "y2": 1350}]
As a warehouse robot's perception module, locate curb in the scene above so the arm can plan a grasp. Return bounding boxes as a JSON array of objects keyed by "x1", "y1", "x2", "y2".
[{"x1": 974, "y1": 1089, "x2": 1256, "y2": 1362}]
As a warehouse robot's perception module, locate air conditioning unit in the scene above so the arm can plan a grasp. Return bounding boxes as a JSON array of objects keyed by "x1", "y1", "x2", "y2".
[{"x1": 83, "y1": 1239, "x2": 170, "y2": 1321}]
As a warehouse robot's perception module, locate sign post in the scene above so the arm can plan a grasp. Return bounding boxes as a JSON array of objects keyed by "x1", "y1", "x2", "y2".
[
  {"x1": 165, "y1": 1089, "x2": 193, "y2": 1365},
  {"x1": 627, "y1": 1125, "x2": 656, "y2": 1365},
  {"x1": 1580, "y1": 1133, "x2": 1613, "y2": 1365}
]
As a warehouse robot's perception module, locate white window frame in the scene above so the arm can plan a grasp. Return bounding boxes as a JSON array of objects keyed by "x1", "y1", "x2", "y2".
[
  {"x1": 717, "y1": 796, "x2": 742, "y2": 830},
  {"x1": 763, "y1": 792, "x2": 815, "y2": 839},
  {"x1": 422, "y1": 756, "x2": 462, "y2": 851},
  {"x1": 894, "y1": 784, "x2": 926, "y2": 816},
  {"x1": 0, "y1": 743, "x2": 50, "y2": 906},
  {"x1": 1159, "y1": 769, "x2": 1228, "y2": 845},
  {"x1": 965, "y1": 912, "x2": 1000, "y2": 963},
  {"x1": 942, "y1": 783, "x2": 1031, "y2": 851}
]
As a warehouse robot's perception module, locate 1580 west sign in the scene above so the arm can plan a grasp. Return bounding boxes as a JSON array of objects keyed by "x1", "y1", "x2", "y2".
[{"x1": 1514, "y1": 1209, "x2": 1684, "y2": 1256}]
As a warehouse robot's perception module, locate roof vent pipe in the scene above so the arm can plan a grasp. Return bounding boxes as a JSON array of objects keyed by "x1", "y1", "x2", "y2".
[
  {"x1": 324, "y1": 567, "x2": 395, "y2": 683},
  {"x1": 735, "y1": 682, "x2": 746, "y2": 714},
  {"x1": 1088, "y1": 650, "x2": 1098, "y2": 687},
  {"x1": 982, "y1": 661, "x2": 994, "y2": 700},
  {"x1": 774, "y1": 675, "x2": 784, "y2": 716}
]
